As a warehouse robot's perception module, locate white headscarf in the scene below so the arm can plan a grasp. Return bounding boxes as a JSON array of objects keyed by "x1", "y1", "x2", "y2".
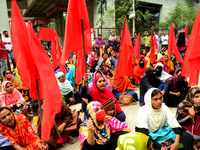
[
  {"x1": 136, "y1": 88, "x2": 180, "y2": 132},
  {"x1": 55, "y1": 72, "x2": 73, "y2": 95},
  {"x1": 155, "y1": 62, "x2": 172, "y2": 81}
]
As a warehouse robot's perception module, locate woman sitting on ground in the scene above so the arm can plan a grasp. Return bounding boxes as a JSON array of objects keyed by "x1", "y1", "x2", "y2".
[
  {"x1": 136, "y1": 88, "x2": 193, "y2": 150},
  {"x1": 56, "y1": 72, "x2": 76, "y2": 105},
  {"x1": 37, "y1": 101, "x2": 82, "y2": 150},
  {"x1": 80, "y1": 73, "x2": 126, "y2": 122},
  {"x1": 166, "y1": 68, "x2": 189, "y2": 107},
  {"x1": 0, "y1": 107, "x2": 47, "y2": 150},
  {"x1": 110, "y1": 69, "x2": 138, "y2": 101},
  {"x1": 95, "y1": 59, "x2": 112, "y2": 77},
  {"x1": 176, "y1": 86, "x2": 200, "y2": 150},
  {"x1": 0, "y1": 81, "x2": 25, "y2": 108},
  {"x1": 3, "y1": 70, "x2": 29, "y2": 101},
  {"x1": 79, "y1": 101, "x2": 130, "y2": 150}
]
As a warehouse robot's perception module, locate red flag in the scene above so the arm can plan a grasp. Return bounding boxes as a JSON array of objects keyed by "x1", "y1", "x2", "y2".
[
  {"x1": 38, "y1": 27, "x2": 66, "y2": 74},
  {"x1": 150, "y1": 30, "x2": 155, "y2": 64},
  {"x1": 120, "y1": 29, "x2": 123, "y2": 38},
  {"x1": 27, "y1": 21, "x2": 62, "y2": 141},
  {"x1": 182, "y1": 11, "x2": 200, "y2": 78},
  {"x1": 168, "y1": 22, "x2": 183, "y2": 63},
  {"x1": 185, "y1": 25, "x2": 188, "y2": 37},
  {"x1": 76, "y1": 50, "x2": 86, "y2": 84},
  {"x1": 61, "y1": 0, "x2": 92, "y2": 64},
  {"x1": 188, "y1": 67, "x2": 199, "y2": 86},
  {"x1": 133, "y1": 32, "x2": 140, "y2": 58},
  {"x1": 116, "y1": 18, "x2": 133, "y2": 76},
  {"x1": 11, "y1": 0, "x2": 38, "y2": 99}
]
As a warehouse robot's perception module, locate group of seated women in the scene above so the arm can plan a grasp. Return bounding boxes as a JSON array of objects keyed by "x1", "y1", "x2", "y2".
[{"x1": 0, "y1": 59, "x2": 200, "y2": 150}]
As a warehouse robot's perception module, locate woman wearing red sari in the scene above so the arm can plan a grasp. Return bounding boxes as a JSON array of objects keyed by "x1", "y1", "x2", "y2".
[{"x1": 0, "y1": 107, "x2": 47, "y2": 150}]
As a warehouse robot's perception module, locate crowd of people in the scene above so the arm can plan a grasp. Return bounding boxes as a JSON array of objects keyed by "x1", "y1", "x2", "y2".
[{"x1": 0, "y1": 29, "x2": 199, "y2": 150}]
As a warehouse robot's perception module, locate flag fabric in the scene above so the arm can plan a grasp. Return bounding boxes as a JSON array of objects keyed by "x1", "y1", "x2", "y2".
[
  {"x1": 168, "y1": 22, "x2": 183, "y2": 63},
  {"x1": 61, "y1": 0, "x2": 92, "y2": 64},
  {"x1": 185, "y1": 25, "x2": 188, "y2": 37},
  {"x1": 116, "y1": 18, "x2": 133, "y2": 76},
  {"x1": 38, "y1": 27, "x2": 66, "y2": 74},
  {"x1": 27, "y1": 21, "x2": 62, "y2": 141},
  {"x1": 11, "y1": 0, "x2": 38, "y2": 99},
  {"x1": 150, "y1": 30, "x2": 155, "y2": 64},
  {"x1": 133, "y1": 32, "x2": 140, "y2": 58},
  {"x1": 76, "y1": 50, "x2": 86, "y2": 85},
  {"x1": 182, "y1": 11, "x2": 200, "y2": 86}
]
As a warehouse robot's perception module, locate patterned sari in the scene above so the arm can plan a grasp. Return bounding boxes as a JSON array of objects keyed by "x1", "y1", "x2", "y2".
[{"x1": 0, "y1": 107, "x2": 43, "y2": 149}]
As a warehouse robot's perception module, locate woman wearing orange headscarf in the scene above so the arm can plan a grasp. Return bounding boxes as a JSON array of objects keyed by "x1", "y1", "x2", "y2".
[
  {"x1": 0, "y1": 107, "x2": 47, "y2": 149},
  {"x1": 110, "y1": 70, "x2": 138, "y2": 101}
]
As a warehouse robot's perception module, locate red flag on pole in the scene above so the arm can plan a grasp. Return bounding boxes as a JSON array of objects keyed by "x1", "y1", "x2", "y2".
[
  {"x1": 116, "y1": 18, "x2": 133, "y2": 76},
  {"x1": 11, "y1": 0, "x2": 38, "y2": 99},
  {"x1": 150, "y1": 30, "x2": 155, "y2": 64},
  {"x1": 133, "y1": 32, "x2": 140, "y2": 58},
  {"x1": 76, "y1": 50, "x2": 86, "y2": 84},
  {"x1": 61, "y1": 0, "x2": 92, "y2": 64},
  {"x1": 27, "y1": 21, "x2": 62, "y2": 141},
  {"x1": 185, "y1": 25, "x2": 188, "y2": 37},
  {"x1": 38, "y1": 27, "x2": 66, "y2": 74},
  {"x1": 168, "y1": 22, "x2": 183, "y2": 63},
  {"x1": 181, "y1": 11, "x2": 200, "y2": 80},
  {"x1": 12, "y1": 0, "x2": 62, "y2": 141}
]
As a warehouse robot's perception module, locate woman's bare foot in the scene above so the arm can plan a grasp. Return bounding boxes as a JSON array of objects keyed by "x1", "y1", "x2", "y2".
[
  {"x1": 66, "y1": 135, "x2": 76, "y2": 144},
  {"x1": 61, "y1": 143, "x2": 66, "y2": 147}
]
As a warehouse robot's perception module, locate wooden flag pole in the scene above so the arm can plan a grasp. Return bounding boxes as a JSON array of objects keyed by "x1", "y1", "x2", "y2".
[
  {"x1": 114, "y1": 17, "x2": 126, "y2": 85},
  {"x1": 81, "y1": 19, "x2": 89, "y2": 93},
  {"x1": 35, "y1": 79, "x2": 60, "y2": 145}
]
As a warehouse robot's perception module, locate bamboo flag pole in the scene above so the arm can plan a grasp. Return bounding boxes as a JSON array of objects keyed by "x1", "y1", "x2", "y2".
[{"x1": 81, "y1": 19, "x2": 89, "y2": 93}]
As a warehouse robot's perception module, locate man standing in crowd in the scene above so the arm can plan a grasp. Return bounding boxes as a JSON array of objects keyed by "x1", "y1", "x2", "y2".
[
  {"x1": 141, "y1": 31, "x2": 151, "y2": 53},
  {"x1": 0, "y1": 33, "x2": 11, "y2": 75},
  {"x1": 108, "y1": 32, "x2": 117, "y2": 52},
  {"x1": 131, "y1": 32, "x2": 137, "y2": 47},
  {"x1": 2, "y1": 30, "x2": 16, "y2": 69},
  {"x1": 161, "y1": 31, "x2": 168, "y2": 49},
  {"x1": 95, "y1": 34, "x2": 106, "y2": 57}
]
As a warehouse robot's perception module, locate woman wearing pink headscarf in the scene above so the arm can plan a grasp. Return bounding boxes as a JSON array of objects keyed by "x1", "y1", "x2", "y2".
[{"x1": 0, "y1": 81, "x2": 25, "y2": 107}]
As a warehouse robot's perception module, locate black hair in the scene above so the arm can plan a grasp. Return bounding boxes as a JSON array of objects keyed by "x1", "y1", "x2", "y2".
[
  {"x1": 0, "y1": 107, "x2": 11, "y2": 113},
  {"x1": 3, "y1": 70, "x2": 10, "y2": 77},
  {"x1": 98, "y1": 34, "x2": 102, "y2": 36},
  {"x1": 151, "y1": 89, "x2": 162, "y2": 98},
  {"x1": 134, "y1": 32, "x2": 137, "y2": 34},
  {"x1": 147, "y1": 138, "x2": 152, "y2": 149},
  {"x1": 102, "y1": 53, "x2": 107, "y2": 57},
  {"x1": 3, "y1": 30, "x2": 7, "y2": 34},
  {"x1": 194, "y1": 91, "x2": 200, "y2": 96}
]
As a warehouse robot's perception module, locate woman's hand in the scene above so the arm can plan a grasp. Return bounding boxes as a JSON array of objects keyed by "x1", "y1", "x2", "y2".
[
  {"x1": 83, "y1": 73, "x2": 89, "y2": 83},
  {"x1": 58, "y1": 123, "x2": 66, "y2": 134},
  {"x1": 189, "y1": 106, "x2": 195, "y2": 119},
  {"x1": 38, "y1": 143, "x2": 49, "y2": 150},
  {"x1": 167, "y1": 142, "x2": 179, "y2": 150},
  {"x1": 112, "y1": 84, "x2": 116, "y2": 91},
  {"x1": 160, "y1": 147, "x2": 168, "y2": 150},
  {"x1": 176, "y1": 92, "x2": 181, "y2": 97},
  {"x1": 106, "y1": 110, "x2": 114, "y2": 116},
  {"x1": 161, "y1": 90, "x2": 165, "y2": 96},
  {"x1": 86, "y1": 118, "x2": 94, "y2": 131},
  {"x1": 69, "y1": 98, "x2": 76, "y2": 104}
]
